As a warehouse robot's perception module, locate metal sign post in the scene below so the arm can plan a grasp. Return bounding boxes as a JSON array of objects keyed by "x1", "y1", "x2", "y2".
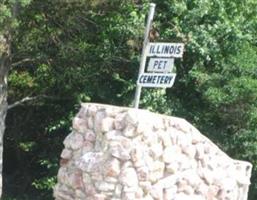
[
  {"x1": 133, "y1": 3, "x2": 184, "y2": 108},
  {"x1": 133, "y1": 3, "x2": 156, "y2": 109}
]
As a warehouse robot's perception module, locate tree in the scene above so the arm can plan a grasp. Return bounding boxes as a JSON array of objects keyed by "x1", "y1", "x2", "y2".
[
  {"x1": 0, "y1": 1, "x2": 32, "y2": 198},
  {"x1": 0, "y1": 2, "x2": 13, "y2": 197},
  {"x1": 4, "y1": 0, "x2": 146, "y2": 198},
  {"x1": 147, "y1": 0, "x2": 257, "y2": 198}
]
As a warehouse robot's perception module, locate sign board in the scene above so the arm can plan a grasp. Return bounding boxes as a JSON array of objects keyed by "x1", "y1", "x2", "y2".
[
  {"x1": 146, "y1": 42, "x2": 184, "y2": 58},
  {"x1": 147, "y1": 58, "x2": 174, "y2": 72},
  {"x1": 137, "y1": 73, "x2": 176, "y2": 88}
]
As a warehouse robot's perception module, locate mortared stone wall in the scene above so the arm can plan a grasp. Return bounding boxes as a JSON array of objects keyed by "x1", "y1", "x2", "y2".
[{"x1": 53, "y1": 103, "x2": 252, "y2": 200}]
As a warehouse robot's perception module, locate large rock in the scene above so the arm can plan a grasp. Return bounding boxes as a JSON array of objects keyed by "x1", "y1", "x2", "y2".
[{"x1": 54, "y1": 103, "x2": 252, "y2": 200}]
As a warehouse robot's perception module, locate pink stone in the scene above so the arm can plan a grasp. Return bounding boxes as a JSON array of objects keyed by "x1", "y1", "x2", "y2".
[
  {"x1": 75, "y1": 189, "x2": 86, "y2": 199},
  {"x1": 202, "y1": 169, "x2": 214, "y2": 185},
  {"x1": 207, "y1": 184, "x2": 220, "y2": 199},
  {"x1": 177, "y1": 132, "x2": 190, "y2": 147},
  {"x1": 73, "y1": 117, "x2": 88, "y2": 133},
  {"x1": 101, "y1": 117, "x2": 114, "y2": 132},
  {"x1": 82, "y1": 173, "x2": 91, "y2": 184},
  {"x1": 114, "y1": 184, "x2": 122, "y2": 197},
  {"x1": 143, "y1": 130, "x2": 158, "y2": 145},
  {"x1": 195, "y1": 182, "x2": 209, "y2": 195},
  {"x1": 137, "y1": 166, "x2": 149, "y2": 181},
  {"x1": 60, "y1": 149, "x2": 72, "y2": 159},
  {"x1": 105, "y1": 130, "x2": 122, "y2": 140},
  {"x1": 54, "y1": 188, "x2": 74, "y2": 200},
  {"x1": 119, "y1": 167, "x2": 138, "y2": 187},
  {"x1": 76, "y1": 107, "x2": 88, "y2": 118},
  {"x1": 68, "y1": 170, "x2": 83, "y2": 189},
  {"x1": 110, "y1": 143, "x2": 131, "y2": 161},
  {"x1": 167, "y1": 127, "x2": 179, "y2": 145},
  {"x1": 55, "y1": 104, "x2": 252, "y2": 200},
  {"x1": 60, "y1": 158, "x2": 69, "y2": 167},
  {"x1": 123, "y1": 125, "x2": 137, "y2": 138},
  {"x1": 135, "y1": 188, "x2": 144, "y2": 199},
  {"x1": 94, "y1": 111, "x2": 107, "y2": 133},
  {"x1": 57, "y1": 167, "x2": 68, "y2": 183},
  {"x1": 95, "y1": 181, "x2": 115, "y2": 192},
  {"x1": 139, "y1": 181, "x2": 152, "y2": 193},
  {"x1": 153, "y1": 117, "x2": 165, "y2": 130},
  {"x1": 178, "y1": 154, "x2": 192, "y2": 171},
  {"x1": 63, "y1": 132, "x2": 84, "y2": 150},
  {"x1": 85, "y1": 184, "x2": 96, "y2": 196},
  {"x1": 177, "y1": 179, "x2": 189, "y2": 193},
  {"x1": 149, "y1": 142, "x2": 163, "y2": 159},
  {"x1": 114, "y1": 113, "x2": 126, "y2": 130},
  {"x1": 125, "y1": 110, "x2": 139, "y2": 126},
  {"x1": 105, "y1": 176, "x2": 118, "y2": 183},
  {"x1": 84, "y1": 130, "x2": 96, "y2": 142},
  {"x1": 191, "y1": 131, "x2": 204, "y2": 144},
  {"x1": 182, "y1": 145, "x2": 196, "y2": 159},
  {"x1": 159, "y1": 131, "x2": 172, "y2": 147},
  {"x1": 162, "y1": 146, "x2": 181, "y2": 163},
  {"x1": 76, "y1": 152, "x2": 103, "y2": 172},
  {"x1": 86, "y1": 104, "x2": 98, "y2": 116},
  {"x1": 204, "y1": 143, "x2": 211, "y2": 154},
  {"x1": 142, "y1": 194, "x2": 154, "y2": 200},
  {"x1": 166, "y1": 162, "x2": 180, "y2": 174},
  {"x1": 158, "y1": 175, "x2": 177, "y2": 189},
  {"x1": 87, "y1": 117, "x2": 94, "y2": 129},
  {"x1": 195, "y1": 143, "x2": 205, "y2": 160},
  {"x1": 182, "y1": 170, "x2": 201, "y2": 187},
  {"x1": 82, "y1": 141, "x2": 94, "y2": 153},
  {"x1": 150, "y1": 183, "x2": 163, "y2": 199},
  {"x1": 149, "y1": 161, "x2": 165, "y2": 183},
  {"x1": 104, "y1": 158, "x2": 120, "y2": 177},
  {"x1": 163, "y1": 187, "x2": 177, "y2": 200},
  {"x1": 93, "y1": 194, "x2": 106, "y2": 200},
  {"x1": 130, "y1": 147, "x2": 145, "y2": 167},
  {"x1": 136, "y1": 121, "x2": 151, "y2": 134},
  {"x1": 122, "y1": 192, "x2": 136, "y2": 200},
  {"x1": 174, "y1": 193, "x2": 193, "y2": 200},
  {"x1": 109, "y1": 135, "x2": 131, "y2": 149}
]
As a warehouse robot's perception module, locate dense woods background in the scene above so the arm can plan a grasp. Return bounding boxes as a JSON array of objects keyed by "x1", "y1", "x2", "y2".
[{"x1": 1, "y1": 0, "x2": 257, "y2": 199}]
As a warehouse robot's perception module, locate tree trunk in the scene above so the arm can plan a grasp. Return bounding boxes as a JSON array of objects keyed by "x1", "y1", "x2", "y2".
[{"x1": 0, "y1": 32, "x2": 11, "y2": 198}]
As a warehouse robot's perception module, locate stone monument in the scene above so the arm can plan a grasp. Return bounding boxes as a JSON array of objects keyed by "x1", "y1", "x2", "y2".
[{"x1": 54, "y1": 103, "x2": 252, "y2": 200}]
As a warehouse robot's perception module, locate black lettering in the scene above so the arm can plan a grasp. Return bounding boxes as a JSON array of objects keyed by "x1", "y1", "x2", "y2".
[
  {"x1": 139, "y1": 75, "x2": 145, "y2": 83},
  {"x1": 160, "y1": 76, "x2": 165, "y2": 84},
  {"x1": 158, "y1": 61, "x2": 163, "y2": 69},
  {"x1": 143, "y1": 75, "x2": 148, "y2": 83},
  {"x1": 146, "y1": 75, "x2": 154, "y2": 83},
  {"x1": 164, "y1": 76, "x2": 172, "y2": 84},
  {"x1": 161, "y1": 45, "x2": 165, "y2": 54},
  {"x1": 153, "y1": 60, "x2": 158, "y2": 69},
  {"x1": 163, "y1": 61, "x2": 168, "y2": 69},
  {"x1": 164, "y1": 45, "x2": 170, "y2": 54},
  {"x1": 156, "y1": 76, "x2": 162, "y2": 83},
  {"x1": 169, "y1": 46, "x2": 175, "y2": 54},
  {"x1": 150, "y1": 45, "x2": 154, "y2": 54},
  {"x1": 176, "y1": 46, "x2": 181, "y2": 55},
  {"x1": 157, "y1": 45, "x2": 161, "y2": 54},
  {"x1": 152, "y1": 75, "x2": 157, "y2": 83}
]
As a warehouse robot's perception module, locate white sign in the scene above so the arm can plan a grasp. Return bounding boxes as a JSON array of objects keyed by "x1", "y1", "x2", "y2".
[
  {"x1": 137, "y1": 73, "x2": 176, "y2": 88},
  {"x1": 147, "y1": 58, "x2": 174, "y2": 72},
  {"x1": 146, "y1": 42, "x2": 184, "y2": 58}
]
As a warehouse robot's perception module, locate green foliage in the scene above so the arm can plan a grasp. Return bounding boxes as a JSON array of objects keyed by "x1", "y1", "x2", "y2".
[
  {"x1": 32, "y1": 176, "x2": 56, "y2": 190},
  {"x1": 18, "y1": 142, "x2": 36, "y2": 152}
]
